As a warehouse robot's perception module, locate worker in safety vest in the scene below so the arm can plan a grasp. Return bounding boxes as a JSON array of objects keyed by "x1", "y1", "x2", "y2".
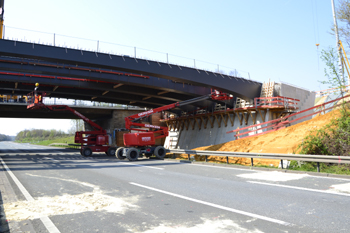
[{"x1": 34, "y1": 83, "x2": 40, "y2": 103}]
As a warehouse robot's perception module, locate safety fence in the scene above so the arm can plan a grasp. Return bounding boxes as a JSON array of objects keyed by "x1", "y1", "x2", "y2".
[
  {"x1": 167, "y1": 149, "x2": 350, "y2": 173},
  {"x1": 3, "y1": 25, "x2": 253, "y2": 80},
  {"x1": 315, "y1": 85, "x2": 350, "y2": 97},
  {"x1": 254, "y1": 96, "x2": 299, "y2": 109},
  {"x1": 227, "y1": 94, "x2": 350, "y2": 139}
]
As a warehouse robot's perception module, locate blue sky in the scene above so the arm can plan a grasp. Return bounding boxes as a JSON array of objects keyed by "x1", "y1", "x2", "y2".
[{"x1": 0, "y1": 0, "x2": 341, "y2": 135}]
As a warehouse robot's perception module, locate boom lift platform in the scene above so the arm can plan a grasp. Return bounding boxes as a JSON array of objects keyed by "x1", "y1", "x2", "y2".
[
  {"x1": 117, "y1": 92, "x2": 228, "y2": 161},
  {"x1": 27, "y1": 91, "x2": 116, "y2": 157}
]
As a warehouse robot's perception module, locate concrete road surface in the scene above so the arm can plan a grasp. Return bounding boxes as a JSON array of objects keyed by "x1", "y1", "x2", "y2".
[{"x1": 1, "y1": 141, "x2": 350, "y2": 232}]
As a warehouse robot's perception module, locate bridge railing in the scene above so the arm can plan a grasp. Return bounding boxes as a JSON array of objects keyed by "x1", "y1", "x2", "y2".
[{"x1": 3, "y1": 25, "x2": 255, "y2": 81}]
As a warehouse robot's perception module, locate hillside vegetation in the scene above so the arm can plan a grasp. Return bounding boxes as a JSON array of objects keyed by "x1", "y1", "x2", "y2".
[{"x1": 0, "y1": 134, "x2": 13, "y2": 141}]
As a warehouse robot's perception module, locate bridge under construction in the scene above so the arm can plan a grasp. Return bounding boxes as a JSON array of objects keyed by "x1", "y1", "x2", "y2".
[{"x1": 0, "y1": 39, "x2": 316, "y2": 149}]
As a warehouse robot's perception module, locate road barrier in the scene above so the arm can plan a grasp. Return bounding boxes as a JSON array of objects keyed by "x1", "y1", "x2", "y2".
[{"x1": 167, "y1": 149, "x2": 350, "y2": 172}]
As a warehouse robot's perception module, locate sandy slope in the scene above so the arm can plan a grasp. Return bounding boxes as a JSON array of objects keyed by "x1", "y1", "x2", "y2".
[{"x1": 185, "y1": 110, "x2": 341, "y2": 166}]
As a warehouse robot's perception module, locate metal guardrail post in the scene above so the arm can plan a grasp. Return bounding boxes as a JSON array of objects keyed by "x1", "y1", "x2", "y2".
[
  {"x1": 168, "y1": 149, "x2": 350, "y2": 170},
  {"x1": 205, "y1": 155, "x2": 208, "y2": 162}
]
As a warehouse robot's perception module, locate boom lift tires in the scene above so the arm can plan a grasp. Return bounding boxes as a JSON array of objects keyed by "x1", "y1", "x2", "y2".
[
  {"x1": 106, "y1": 147, "x2": 117, "y2": 156},
  {"x1": 126, "y1": 148, "x2": 139, "y2": 161},
  {"x1": 116, "y1": 147, "x2": 126, "y2": 160},
  {"x1": 82, "y1": 147, "x2": 92, "y2": 157},
  {"x1": 154, "y1": 146, "x2": 166, "y2": 159}
]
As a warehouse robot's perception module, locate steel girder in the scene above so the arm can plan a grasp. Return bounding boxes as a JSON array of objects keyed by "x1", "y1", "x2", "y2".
[{"x1": 0, "y1": 40, "x2": 261, "y2": 100}]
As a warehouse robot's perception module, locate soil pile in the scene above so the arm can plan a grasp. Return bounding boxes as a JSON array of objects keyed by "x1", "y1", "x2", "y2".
[{"x1": 184, "y1": 109, "x2": 341, "y2": 166}]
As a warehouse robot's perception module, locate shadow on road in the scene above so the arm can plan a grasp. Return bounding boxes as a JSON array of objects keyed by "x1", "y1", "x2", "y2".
[{"x1": 0, "y1": 151, "x2": 184, "y2": 172}]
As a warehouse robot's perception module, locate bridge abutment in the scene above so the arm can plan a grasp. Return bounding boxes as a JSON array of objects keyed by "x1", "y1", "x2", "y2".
[{"x1": 164, "y1": 82, "x2": 316, "y2": 150}]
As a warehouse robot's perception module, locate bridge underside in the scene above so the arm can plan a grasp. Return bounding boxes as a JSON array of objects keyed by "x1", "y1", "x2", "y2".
[{"x1": 0, "y1": 103, "x2": 145, "y2": 120}]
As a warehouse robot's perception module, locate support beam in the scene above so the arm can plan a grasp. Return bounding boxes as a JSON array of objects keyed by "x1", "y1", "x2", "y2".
[
  {"x1": 142, "y1": 96, "x2": 152, "y2": 100},
  {"x1": 214, "y1": 114, "x2": 222, "y2": 128},
  {"x1": 157, "y1": 91, "x2": 169, "y2": 95},
  {"x1": 236, "y1": 112, "x2": 243, "y2": 125},
  {"x1": 113, "y1": 83, "x2": 123, "y2": 89},
  {"x1": 194, "y1": 117, "x2": 202, "y2": 130}
]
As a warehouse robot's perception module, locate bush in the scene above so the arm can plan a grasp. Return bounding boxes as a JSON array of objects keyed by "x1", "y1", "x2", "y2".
[{"x1": 298, "y1": 106, "x2": 350, "y2": 156}]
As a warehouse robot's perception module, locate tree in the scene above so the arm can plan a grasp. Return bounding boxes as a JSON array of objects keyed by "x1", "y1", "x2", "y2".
[
  {"x1": 320, "y1": 47, "x2": 348, "y2": 96},
  {"x1": 332, "y1": 0, "x2": 350, "y2": 48},
  {"x1": 69, "y1": 119, "x2": 84, "y2": 134},
  {"x1": 0, "y1": 134, "x2": 10, "y2": 141}
]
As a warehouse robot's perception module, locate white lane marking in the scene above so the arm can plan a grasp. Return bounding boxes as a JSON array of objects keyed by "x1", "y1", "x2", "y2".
[
  {"x1": 331, "y1": 183, "x2": 350, "y2": 193},
  {"x1": 307, "y1": 175, "x2": 350, "y2": 182},
  {"x1": 120, "y1": 162, "x2": 164, "y2": 170},
  {"x1": 248, "y1": 181, "x2": 350, "y2": 197},
  {"x1": 186, "y1": 163, "x2": 259, "y2": 172},
  {"x1": 190, "y1": 164, "x2": 350, "y2": 181},
  {"x1": 237, "y1": 171, "x2": 309, "y2": 182},
  {"x1": 130, "y1": 182, "x2": 291, "y2": 226},
  {"x1": 0, "y1": 157, "x2": 61, "y2": 233}
]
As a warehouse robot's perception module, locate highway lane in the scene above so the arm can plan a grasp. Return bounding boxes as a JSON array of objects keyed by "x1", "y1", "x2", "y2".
[{"x1": 1, "y1": 141, "x2": 350, "y2": 232}]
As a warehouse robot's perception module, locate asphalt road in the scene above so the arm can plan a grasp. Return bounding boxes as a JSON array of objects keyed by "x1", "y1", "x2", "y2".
[{"x1": 1, "y1": 141, "x2": 350, "y2": 233}]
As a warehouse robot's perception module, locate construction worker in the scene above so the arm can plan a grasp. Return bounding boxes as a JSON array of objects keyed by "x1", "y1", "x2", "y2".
[{"x1": 34, "y1": 83, "x2": 40, "y2": 104}]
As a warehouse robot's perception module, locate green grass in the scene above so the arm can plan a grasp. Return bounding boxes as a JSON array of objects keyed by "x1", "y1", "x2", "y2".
[
  {"x1": 289, "y1": 161, "x2": 350, "y2": 175},
  {"x1": 16, "y1": 136, "x2": 75, "y2": 146}
]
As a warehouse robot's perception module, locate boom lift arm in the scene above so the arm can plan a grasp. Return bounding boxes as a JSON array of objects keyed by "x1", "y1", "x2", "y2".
[
  {"x1": 119, "y1": 93, "x2": 231, "y2": 161},
  {"x1": 124, "y1": 94, "x2": 213, "y2": 139},
  {"x1": 27, "y1": 91, "x2": 116, "y2": 157},
  {"x1": 42, "y1": 105, "x2": 105, "y2": 133}
]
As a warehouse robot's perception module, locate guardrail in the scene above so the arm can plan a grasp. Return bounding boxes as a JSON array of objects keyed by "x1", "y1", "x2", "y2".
[
  {"x1": 254, "y1": 96, "x2": 300, "y2": 109},
  {"x1": 167, "y1": 149, "x2": 350, "y2": 172}
]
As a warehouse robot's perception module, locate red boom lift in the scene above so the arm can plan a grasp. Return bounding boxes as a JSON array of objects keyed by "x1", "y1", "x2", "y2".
[
  {"x1": 117, "y1": 93, "x2": 224, "y2": 161},
  {"x1": 27, "y1": 91, "x2": 116, "y2": 157}
]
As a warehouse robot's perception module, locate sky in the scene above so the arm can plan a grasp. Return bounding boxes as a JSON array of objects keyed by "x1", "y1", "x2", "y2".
[{"x1": 0, "y1": 0, "x2": 342, "y2": 136}]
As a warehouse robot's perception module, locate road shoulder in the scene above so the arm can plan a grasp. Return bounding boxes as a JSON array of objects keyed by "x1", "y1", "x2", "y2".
[{"x1": 0, "y1": 162, "x2": 37, "y2": 232}]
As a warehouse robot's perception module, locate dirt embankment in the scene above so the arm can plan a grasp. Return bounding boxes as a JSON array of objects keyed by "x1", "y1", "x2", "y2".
[{"x1": 182, "y1": 110, "x2": 341, "y2": 166}]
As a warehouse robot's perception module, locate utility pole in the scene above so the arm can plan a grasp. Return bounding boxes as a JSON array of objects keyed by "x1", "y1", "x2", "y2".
[{"x1": 331, "y1": 0, "x2": 346, "y2": 85}]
